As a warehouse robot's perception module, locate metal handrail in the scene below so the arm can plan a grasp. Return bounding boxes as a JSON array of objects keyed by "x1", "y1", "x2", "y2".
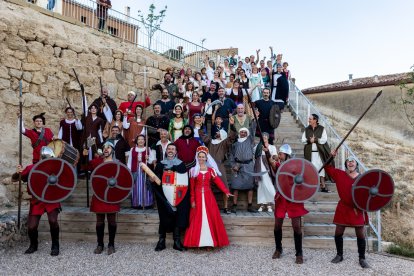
[
  {"x1": 289, "y1": 81, "x2": 382, "y2": 251},
  {"x1": 23, "y1": 0, "x2": 225, "y2": 69}
]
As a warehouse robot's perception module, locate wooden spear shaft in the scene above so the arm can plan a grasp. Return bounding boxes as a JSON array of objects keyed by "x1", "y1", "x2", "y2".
[
  {"x1": 318, "y1": 90, "x2": 383, "y2": 173},
  {"x1": 17, "y1": 80, "x2": 23, "y2": 230}
]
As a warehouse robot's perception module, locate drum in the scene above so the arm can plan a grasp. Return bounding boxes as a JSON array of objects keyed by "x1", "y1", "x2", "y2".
[{"x1": 47, "y1": 139, "x2": 80, "y2": 166}]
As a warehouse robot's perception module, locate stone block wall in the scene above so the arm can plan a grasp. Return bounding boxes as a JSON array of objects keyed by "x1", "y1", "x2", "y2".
[{"x1": 0, "y1": 0, "x2": 185, "y2": 181}]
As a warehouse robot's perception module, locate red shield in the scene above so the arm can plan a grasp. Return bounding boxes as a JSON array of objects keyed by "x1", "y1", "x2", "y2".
[
  {"x1": 352, "y1": 169, "x2": 394, "y2": 212},
  {"x1": 162, "y1": 170, "x2": 188, "y2": 207},
  {"x1": 90, "y1": 161, "x2": 133, "y2": 204},
  {"x1": 28, "y1": 158, "x2": 77, "y2": 203},
  {"x1": 276, "y1": 158, "x2": 320, "y2": 203}
]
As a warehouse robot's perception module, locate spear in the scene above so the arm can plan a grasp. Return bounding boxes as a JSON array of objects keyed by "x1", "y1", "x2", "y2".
[
  {"x1": 17, "y1": 80, "x2": 23, "y2": 230},
  {"x1": 319, "y1": 90, "x2": 383, "y2": 173}
]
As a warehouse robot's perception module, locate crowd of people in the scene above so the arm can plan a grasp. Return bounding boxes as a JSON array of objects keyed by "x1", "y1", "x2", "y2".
[{"x1": 12, "y1": 49, "x2": 371, "y2": 268}]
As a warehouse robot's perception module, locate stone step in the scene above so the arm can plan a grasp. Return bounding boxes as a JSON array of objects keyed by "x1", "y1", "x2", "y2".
[
  {"x1": 304, "y1": 202, "x2": 338, "y2": 212},
  {"x1": 304, "y1": 223, "x2": 358, "y2": 237},
  {"x1": 305, "y1": 212, "x2": 335, "y2": 224}
]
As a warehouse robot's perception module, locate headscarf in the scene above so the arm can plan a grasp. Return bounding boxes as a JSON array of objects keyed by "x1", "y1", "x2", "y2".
[
  {"x1": 211, "y1": 129, "x2": 228, "y2": 145},
  {"x1": 180, "y1": 125, "x2": 194, "y2": 139},
  {"x1": 237, "y1": 127, "x2": 250, "y2": 143},
  {"x1": 190, "y1": 146, "x2": 221, "y2": 177}
]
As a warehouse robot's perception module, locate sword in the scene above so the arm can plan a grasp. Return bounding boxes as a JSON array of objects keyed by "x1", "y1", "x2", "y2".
[{"x1": 202, "y1": 99, "x2": 222, "y2": 117}]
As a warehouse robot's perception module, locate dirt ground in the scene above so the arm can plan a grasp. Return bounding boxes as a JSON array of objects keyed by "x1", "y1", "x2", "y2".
[{"x1": 319, "y1": 106, "x2": 414, "y2": 247}]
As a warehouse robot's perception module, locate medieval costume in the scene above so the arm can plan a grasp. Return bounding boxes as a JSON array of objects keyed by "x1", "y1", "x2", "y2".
[
  {"x1": 89, "y1": 142, "x2": 120, "y2": 255},
  {"x1": 106, "y1": 133, "x2": 130, "y2": 165},
  {"x1": 255, "y1": 98, "x2": 276, "y2": 144},
  {"x1": 81, "y1": 104, "x2": 105, "y2": 159},
  {"x1": 123, "y1": 107, "x2": 146, "y2": 148},
  {"x1": 146, "y1": 113, "x2": 170, "y2": 147},
  {"x1": 184, "y1": 147, "x2": 230, "y2": 248},
  {"x1": 153, "y1": 153, "x2": 190, "y2": 251},
  {"x1": 301, "y1": 114, "x2": 333, "y2": 192},
  {"x1": 272, "y1": 144, "x2": 308, "y2": 264},
  {"x1": 199, "y1": 128, "x2": 237, "y2": 214},
  {"x1": 90, "y1": 93, "x2": 117, "y2": 124},
  {"x1": 231, "y1": 113, "x2": 252, "y2": 134},
  {"x1": 102, "y1": 110, "x2": 124, "y2": 139},
  {"x1": 118, "y1": 91, "x2": 151, "y2": 120},
  {"x1": 174, "y1": 125, "x2": 201, "y2": 170},
  {"x1": 229, "y1": 121, "x2": 257, "y2": 213},
  {"x1": 21, "y1": 113, "x2": 54, "y2": 164},
  {"x1": 325, "y1": 160, "x2": 370, "y2": 268},
  {"x1": 127, "y1": 139, "x2": 154, "y2": 208},
  {"x1": 168, "y1": 104, "x2": 188, "y2": 142},
  {"x1": 254, "y1": 141, "x2": 277, "y2": 212},
  {"x1": 155, "y1": 99, "x2": 176, "y2": 115},
  {"x1": 12, "y1": 163, "x2": 61, "y2": 256},
  {"x1": 58, "y1": 117, "x2": 82, "y2": 150}
]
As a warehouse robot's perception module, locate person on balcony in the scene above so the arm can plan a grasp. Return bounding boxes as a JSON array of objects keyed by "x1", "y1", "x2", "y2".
[{"x1": 97, "y1": 0, "x2": 112, "y2": 31}]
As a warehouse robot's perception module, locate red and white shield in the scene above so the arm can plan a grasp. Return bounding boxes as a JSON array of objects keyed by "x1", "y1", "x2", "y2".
[
  {"x1": 90, "y1": 161, "x2": 133, "y2": 204},
  {"x1": 162, "y1": 170, "x2": 188, "y2": 207},
  {"x1": 276, "y1": 158, "x2": 320, "y2": 203},
  {"x1": 28, "y1": 158, "x2": 77, "y2": 203},
  {"x1": 352, "y1": 169, "x2": 394, "y2": 212}
]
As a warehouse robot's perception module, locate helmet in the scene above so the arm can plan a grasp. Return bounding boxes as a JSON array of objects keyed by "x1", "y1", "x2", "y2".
[
  {"x1": 279, "y1": 144, "x2": 292, "y2": 156},
  {"x1": 40, "y1": 146, "x2": 55, "y2": 159}
]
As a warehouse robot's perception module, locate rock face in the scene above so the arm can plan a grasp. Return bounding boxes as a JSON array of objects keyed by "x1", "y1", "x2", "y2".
[{"x1": 0, "y1": 1, "x2": 185, "y2": 181}]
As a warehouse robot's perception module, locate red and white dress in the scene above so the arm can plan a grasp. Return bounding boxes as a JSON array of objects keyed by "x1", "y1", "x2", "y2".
[
  {"x1": 89, "y1": 157, "x2": 120, "y2": 213},
  {"x1": 274, "y1": 162, "x2": 308, "y2": 219},
  {"x1": 184, "y1": 168, "x2": 230, "y2": 248},
  {"x1": 325, "y1": 165, "x2": 368, "y2": 226}
]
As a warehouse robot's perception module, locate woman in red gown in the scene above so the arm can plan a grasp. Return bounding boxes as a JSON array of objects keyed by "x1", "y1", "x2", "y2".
[{"x1": 184, "y1": 146, "x2": 232, "y2": 248}]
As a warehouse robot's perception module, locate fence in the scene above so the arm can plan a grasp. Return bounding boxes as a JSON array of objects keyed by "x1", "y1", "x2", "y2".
[
  {"x1": 24, "y1": 0, "x2": 224, "y2": 69},
  {"x1": 289, "y1": 81, "x2": 382, "y2": 251}
]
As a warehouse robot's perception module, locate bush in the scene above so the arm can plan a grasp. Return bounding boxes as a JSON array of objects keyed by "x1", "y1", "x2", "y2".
[{"x1": 386, "y1": 243, "x2": 414, "y2": 259}]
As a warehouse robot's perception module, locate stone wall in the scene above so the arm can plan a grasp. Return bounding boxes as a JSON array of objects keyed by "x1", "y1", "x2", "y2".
[
  {"x1": 0, "y1": 0, "x2": 184, "y2": 181},
  {"x1": 307, "y1": 85, "x2": 414, "y2": 143},
  {"x1": 0, "y1": 213, "x2": 27, "y2": 249}
]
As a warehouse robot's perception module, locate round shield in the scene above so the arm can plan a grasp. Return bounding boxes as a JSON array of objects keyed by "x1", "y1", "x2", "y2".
[
  {"x1": 276, "y1": 158, "x2": 320, "y2": 203},
  {"x1": 28, "y1": 158, "x2": 77, "y2": 203},
  {"x1": 352, "y1": 169, "x2": 394, "y2": 212},
  {"x1": 90, "y1": 161, "x2": 133, "y2": 204}
]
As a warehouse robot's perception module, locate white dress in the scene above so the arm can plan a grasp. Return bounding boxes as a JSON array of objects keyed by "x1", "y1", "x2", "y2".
[
  {"x1": 255, "y1": 144, "x2": 277, "y2": 204},
  {"x1": 301, "y1": 129, "x2": 328, "y2": 177},
  {"x1": 198, "y1": 171, "x2": 214, "y2": 247}
]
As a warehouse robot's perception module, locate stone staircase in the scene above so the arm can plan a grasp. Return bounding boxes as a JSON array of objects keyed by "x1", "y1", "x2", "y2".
[{"x1": 38, "y1": 109, "x2": 374, "y2": 249}]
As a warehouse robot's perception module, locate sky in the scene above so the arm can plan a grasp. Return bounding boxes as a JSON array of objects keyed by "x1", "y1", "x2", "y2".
[{"x1": 111, "y1": 0, "x2": 414, "y2": 89}]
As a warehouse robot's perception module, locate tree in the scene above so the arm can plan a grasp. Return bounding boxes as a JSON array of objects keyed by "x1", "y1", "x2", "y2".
[
  {"x1": 138, "y1": 4, "x2": 167, "y2": 51},
  {"x1": 394, "y1": 66, "x2": 414, "y2": 132}
]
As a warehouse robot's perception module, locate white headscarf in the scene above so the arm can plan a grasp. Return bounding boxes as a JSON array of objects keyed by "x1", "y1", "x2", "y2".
[
  {"x1": 237, "y1": 127, "x2": 250, "y2": 143},
  {"x1": 190, "y1": 151, "x2": 222, "y2": 178},
  {"x1": 211, "y1": 129, "x2": 228, "y2": 145}
]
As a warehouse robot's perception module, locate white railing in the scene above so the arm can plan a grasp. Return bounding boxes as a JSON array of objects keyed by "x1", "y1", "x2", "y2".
[
  {"x1": 289, "y1": 82, "x2": 382, "y2": 251},
  {"x1": 23, "y1": 0, "x2": 225, "y2": 70}
]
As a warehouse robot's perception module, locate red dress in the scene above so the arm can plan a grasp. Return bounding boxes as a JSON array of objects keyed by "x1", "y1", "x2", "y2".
[
  {"x1": 20, "y1": 164, "x2": 61, "y2": 216},
  {"x1": 184, "y1": 168, "x2": 230, "y2": 248},
  {"x1": 325, "y1": 165, "x2": 368, "y2": 226},
  {"x1": 23, "y1": 128, "x2": 54, "y2": 164},
  {"x1": 88, "y1": 157, "x2": 120, "y2": 213},
  {"x1": 273, "y1": 162, "x2": 308, "y2": 219},
  {"x1": 187, "y1": 103, "x2": 204, "y2": 125}
]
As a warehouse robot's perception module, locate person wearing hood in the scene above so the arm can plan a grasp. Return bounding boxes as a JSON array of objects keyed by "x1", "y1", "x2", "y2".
[
  {"x1": 228, "y1": 118, "x2": 257, "y2": 213},
  {"x1": 198, "y1": 117, "x2": 237, "y2": 214},
  {"x1": 174, "y1": 125, "x2": 201, "y2": 170}
]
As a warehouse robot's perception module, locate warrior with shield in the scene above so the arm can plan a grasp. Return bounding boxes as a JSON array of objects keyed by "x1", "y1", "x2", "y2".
[
  {"x1": 88, "y1": 141, "x2": 133, "y2": 255},
  {"x1": 151, "y1": 143, "x2": 190, "y2": 252},
  {"x1": 326, "y1": 153, "x2": 370, "y2": 268},
  {"x1": 271, "y1": 144, "x2": 309, "y2": 264}
]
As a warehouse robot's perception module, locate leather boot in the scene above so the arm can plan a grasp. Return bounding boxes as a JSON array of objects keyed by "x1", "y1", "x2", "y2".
[
  {"x1": 357, "y1": 238, "x2": 370, "y2": 268},
  {"x1": 108, "y1": 223, "x2": 117, "y2": 255},
  {"x1": 173, "y1": 227, "x2": 185, "y2": 251},
  {"x1": 50, "y1": 227, "x2": 60, "y2": 256},
  {"x1": 24, "y1": 229, "x2": 38, "y2": 254},
  {"x1": 155, "y1": 233, "x2": 166, "y2": 251},
  {"x1": 94, "y1": 223, "x2": 105, "y2": 254},
  {"x1": 331, "y1": 235, "x2": 344, "y2": 263},
  {"x1": 272, "y1": 229, "x2": 283, "y2": 259},
  {"x1": 294, "y1": 232, "x2": 303, "y2": 258}
]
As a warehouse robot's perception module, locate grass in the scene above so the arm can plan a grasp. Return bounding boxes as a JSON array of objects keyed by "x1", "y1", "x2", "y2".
[{"x1": 386, "y1": 243, "x2": 414, "y2": 259}]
